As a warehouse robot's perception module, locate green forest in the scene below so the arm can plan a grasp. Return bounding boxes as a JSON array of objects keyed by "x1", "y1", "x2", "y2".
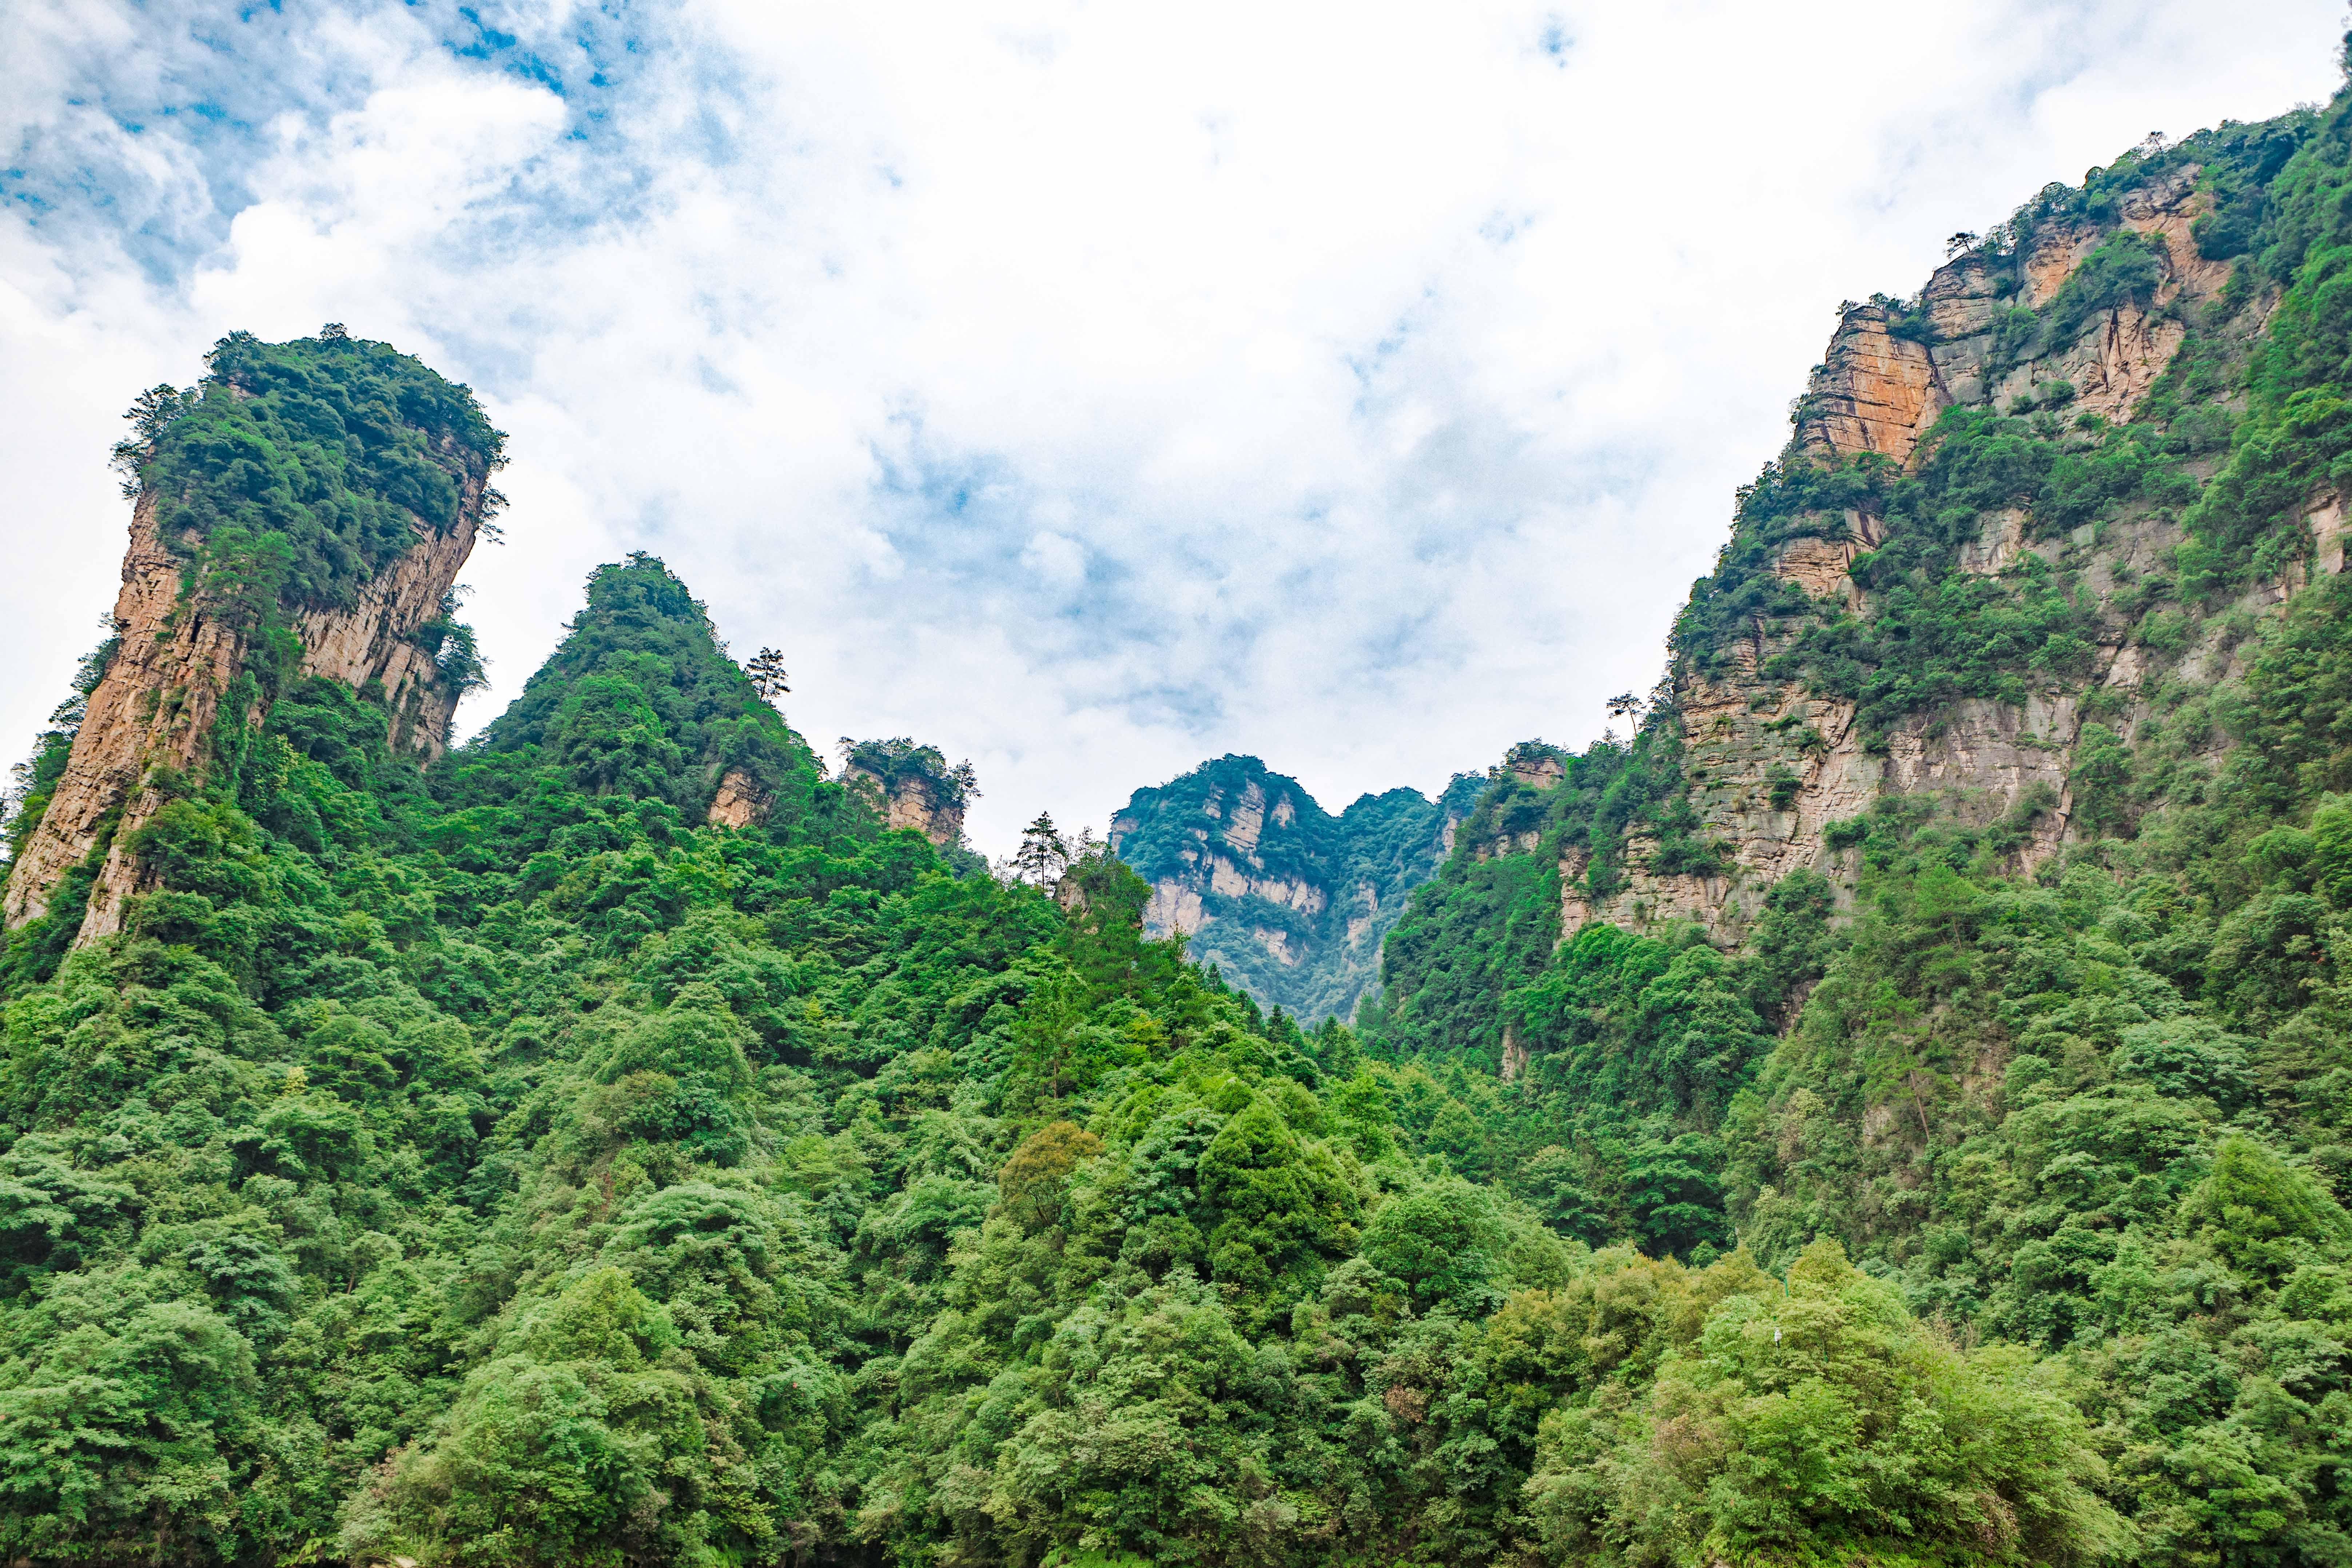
[
  {"x1": 1362, "y1": 50, "x2": 2352, "y2": 1568},
  {"x1": 8, "y1": 38, "x2": 2352, "y2": 1568}
]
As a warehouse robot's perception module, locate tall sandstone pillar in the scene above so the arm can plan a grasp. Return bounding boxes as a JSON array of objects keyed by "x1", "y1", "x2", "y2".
[{"x1": 4, "y1": 342, "x2": 494, "y2": 944}]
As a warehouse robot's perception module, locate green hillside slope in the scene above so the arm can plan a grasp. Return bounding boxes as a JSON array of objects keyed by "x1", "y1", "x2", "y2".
[{"x1": 9, "y1": 37, "x2": 2352, "y2": 1568}]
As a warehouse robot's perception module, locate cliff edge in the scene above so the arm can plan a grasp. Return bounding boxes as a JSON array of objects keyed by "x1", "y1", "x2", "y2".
[
  {"x1": 1374, "y1": 110, "x2": 2333, "y2": 1059},
  {"x1": 3, "y1": 329, "x2": 501, "y2": 943}
]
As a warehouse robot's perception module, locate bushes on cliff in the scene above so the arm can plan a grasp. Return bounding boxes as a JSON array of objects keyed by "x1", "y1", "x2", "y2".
[
  {"x1": 1356, "y1": 75, "x2": 2352, "y2": 1567},
  {"x1": 113, "y1": 329, "x2": 505, "y2": 613},
  {"x1": 1109, "y1": 755, "x2": 1489, "y2": 1024}
]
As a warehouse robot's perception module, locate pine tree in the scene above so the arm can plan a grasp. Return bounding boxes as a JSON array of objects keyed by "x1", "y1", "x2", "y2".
[{"x1": 745, "y1": 647, "x2": 790, "y2": 703}]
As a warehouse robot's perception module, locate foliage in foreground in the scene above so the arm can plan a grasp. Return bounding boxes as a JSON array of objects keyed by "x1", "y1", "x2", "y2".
[{"x1": 0, "y1": 543, "x2": 2121, "y2": 1568}]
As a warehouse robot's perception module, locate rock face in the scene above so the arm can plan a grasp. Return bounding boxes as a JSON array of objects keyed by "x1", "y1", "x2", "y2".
[
  {"x1": 1539, "y1": 160, "x2": 2286, "y2": 946},
  {"x1": 1111, "y1": 754, "x2": 1485, "y2": 1021},
  {"x1": 706, "y1": 768, "x2": 772, "y2": 830},
  {"x1": 1796, "y1": 307, "x2": 1945, "y2": 466},
  {"x1": 4, "y1": 460, "x2": 488, "y2": 941},
  {"x1": 290, "y1": 502, "x2": 485, "y2": 762},
  {"x1": 842, "y1": 765, "x2": 965, "y2": 847}
]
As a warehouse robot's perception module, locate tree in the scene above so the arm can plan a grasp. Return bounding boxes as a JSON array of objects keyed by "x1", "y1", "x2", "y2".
[
  {"x1": 745, "y1": 647, "x2": 790, "y2": 703},
  {"x1": 1009, "y1": 811, "x2": 1070, "y2": 884}
]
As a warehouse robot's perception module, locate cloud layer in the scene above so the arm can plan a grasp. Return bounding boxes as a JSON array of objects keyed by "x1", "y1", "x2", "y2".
[{"x1": 3, "y1": 0, "x2": 2342, "y2": 851}]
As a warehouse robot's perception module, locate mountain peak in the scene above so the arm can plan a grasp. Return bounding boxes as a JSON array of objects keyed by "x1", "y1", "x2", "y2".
[{"x1": 1110, "y1": 754, "x2": 1486, "y2": 1020}]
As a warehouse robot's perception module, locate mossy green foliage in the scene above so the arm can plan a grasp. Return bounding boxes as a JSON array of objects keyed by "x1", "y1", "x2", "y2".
[
  {"x1": 839, "y1": 736, "x2": 979, "y2": 810},
  {"x1": 1671, "y1": 408, "x2": 2204, "y2": 749},
  {"x1": 1111, "y1": 754, "x2": 1487, "y2": 1022},
  {"x1": 1720, "y1": 741, "x2": 2352, "y2": 1560},
  {"x1": 1523, "y1": 1240, "x2": 2121, "y2": 1568},
  {"x1": 116, "y1": 329, "x2": 505, "y2": 614},
  {"x1": 1369, "y1": 724, "x2": 1727, "y2": 1061}
]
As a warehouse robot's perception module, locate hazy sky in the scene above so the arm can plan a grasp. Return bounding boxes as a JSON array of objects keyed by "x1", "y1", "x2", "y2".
[{"x1": 3, "y1": 1, "x2": 2343, "y2": 853}]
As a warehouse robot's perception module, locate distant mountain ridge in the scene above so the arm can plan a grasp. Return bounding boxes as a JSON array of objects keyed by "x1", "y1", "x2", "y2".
[{"x1": 1108, "y1": 753, "x2": 1487, "y2": 1021}]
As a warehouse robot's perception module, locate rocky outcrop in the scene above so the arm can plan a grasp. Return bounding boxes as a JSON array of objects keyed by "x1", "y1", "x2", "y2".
[
  {"x1": 844, "y1": 765, "x2": 964, "y2": 847},
  {"x1": 1500, "y1": 1023, "x2": 1529, "y2": 1083},
  {"x1": 1129, "y1": 779, "x2": 1332, "y2": 946},
  {"x1": 707, "y1": 768, "x2": 772, "y2": 830},
  {"x1": 290, "y1": 500, "x2": 484, "y2": 763},
  {"x1": 1796, "y1": 308, "x2": 1945, "y2": 466},
  {"x1": 4, "y1": 463, "x2": 488, "y2": 941},
  {"x1": 1111, "y1": 755, "x2": 1485, "y2": 1021},
  {"x1": 1553, "y1": 162, "x2": 2275, "y2": 947},
  {"x1": 1795, "y1": 166, "x2": 2223, "y2": 473}
]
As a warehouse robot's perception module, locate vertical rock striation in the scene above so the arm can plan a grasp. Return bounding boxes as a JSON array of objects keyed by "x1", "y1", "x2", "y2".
[
  {"x1": 837, "y1": 738, "x2": 975, "y2": 848},
  {"x1": 1565, "y1": 160, "x2": 2264, "y2": 943},
  {"x1": 3, "y1": 333, "x2": 497, "y2": 942},
  {"x1": 1111, "y1": 755, "x2": 1487, "y2": 1022},
  {"x1": 288, "y1": 490, "x2": 486, "y2": 763}
]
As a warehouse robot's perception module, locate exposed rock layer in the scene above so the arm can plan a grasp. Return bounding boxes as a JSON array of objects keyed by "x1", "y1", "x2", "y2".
[
  {"x1": 706, "y1": 768, "x2": 772, "y2": 831},
  {"x1": 843, "y1": 765, "x2": 965, "y2": 847},
  {"x1": 5, "y1": 467, "x2": 486, "y2": 940},
  {"x1": 1112, "y1": 755, "x2": 1485, "y2": 1022},
  {"x1": 1566, "y1": 165, "x2": 2287, "y2": 945}
]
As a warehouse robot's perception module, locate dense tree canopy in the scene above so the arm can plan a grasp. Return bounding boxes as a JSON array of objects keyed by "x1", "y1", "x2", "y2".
[{"x1": 13, "y1": 41, "x2": 2352, "y2": 1568}]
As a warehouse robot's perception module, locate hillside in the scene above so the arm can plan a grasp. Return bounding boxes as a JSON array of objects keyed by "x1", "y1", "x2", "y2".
[
  {"x1": 1109, "y1": 754, "x2": 1488, "y2": 1022},
  {"x1": 0, "y1": 332, "x2": 2134, "y2": 1568},
  {"x1": 5, "y1": 41, "x2": 2352, "y2": 1568},
  {"x1": 1366, "y1": 63, "x2": 2352, "y2": 1562}
]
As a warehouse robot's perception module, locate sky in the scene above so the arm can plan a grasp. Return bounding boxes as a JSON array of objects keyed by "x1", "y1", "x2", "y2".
[{"x1": 1, "y1": 0, "x2": 2344, "y2": 856}]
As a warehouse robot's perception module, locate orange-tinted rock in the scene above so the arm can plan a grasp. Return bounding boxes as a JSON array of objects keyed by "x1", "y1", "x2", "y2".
[
  {"x1": 1796, "y1": 306, "x2": 1945, "y2": 466},
  {"x1": 843, "y1": 765, "x2": 966, "y2": 847},
  {"x1": 706, "y1": 767, "x2": 771, "y2": 829},
  {"x1": 4, "y1": 463, "x2": 488, "y2": 940}
]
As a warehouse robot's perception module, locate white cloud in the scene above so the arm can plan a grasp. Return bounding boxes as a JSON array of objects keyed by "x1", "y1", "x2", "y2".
[{"x1": 0, "y1": 0, "x2": 2343, "y2": 852}]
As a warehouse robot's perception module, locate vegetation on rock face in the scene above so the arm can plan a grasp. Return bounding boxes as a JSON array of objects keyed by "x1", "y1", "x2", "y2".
[
  {"x1": 9, "y1": 42, "x2": 2352, "y2": 1568},
  {"x1": 1363, "y1": 45, "x2": 2352, "y2": 1568},
  {"x1": 839, "y1": 736, "x2": 982, "y2": 814},
  {"x1": 1, "y1": 329, "x2": 502, "y2": 969},
  {"x1": 112, "y1": 327, "x2": 506, "y2": 613},
  {"x1": 1110, "y1": 754, "x2": 1487, "y2": 1024}
]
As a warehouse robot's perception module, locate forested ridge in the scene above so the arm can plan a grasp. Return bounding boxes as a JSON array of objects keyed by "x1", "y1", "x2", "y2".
[
  {"x1": 9, "y1": 41, "x2": 2352, "y2": 1568},
  {"x1": 1364, "y1": 39, "x2": 2352, "y2": 1568},
  {"x1": 1107, "y1": 754, "x2": 1488, "y2": 1024}
]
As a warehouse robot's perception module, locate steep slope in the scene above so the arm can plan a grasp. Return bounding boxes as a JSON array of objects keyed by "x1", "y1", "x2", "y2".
[
  {"x1": 1109, "y1": 753, "x2": 1487, "y2": 1021},
  {"x1": 3, "y1": 329, "x2": 501, "y2": 948},
  {"x1": 838, "y1": 736, "x2": 978, "y2": 847},
  {"x1": 1380, "y1": 110, "x2": 2318, "y2": 1037},
  {"x1": 12, "y1": 61, "x2": 2352, "y2": 1567},
  {"x1": 1360, "y1": 76, "x2": 2352, "y2": 1567}
]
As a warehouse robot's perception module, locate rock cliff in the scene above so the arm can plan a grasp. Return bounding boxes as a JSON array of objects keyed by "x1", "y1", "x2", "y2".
[
  {"x1": 2, "y1": 331, "x2": 500, "y2": 943},
  {"x1": 1373, "y1": 114, "x2": 2338, "y2": 1068},
  {"x1": 1564, "y1": 152, "x2": 2282, "y2": 944},
  {"x1": 838, "y1": 737, "x2": 973, "y2": 848},
  {"x1": 707, "y1": 767, "x2": 773, "y2": 830},
  {"x1": 1110, "y1": 754, "x2": 1486, "y2": 1021}
]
